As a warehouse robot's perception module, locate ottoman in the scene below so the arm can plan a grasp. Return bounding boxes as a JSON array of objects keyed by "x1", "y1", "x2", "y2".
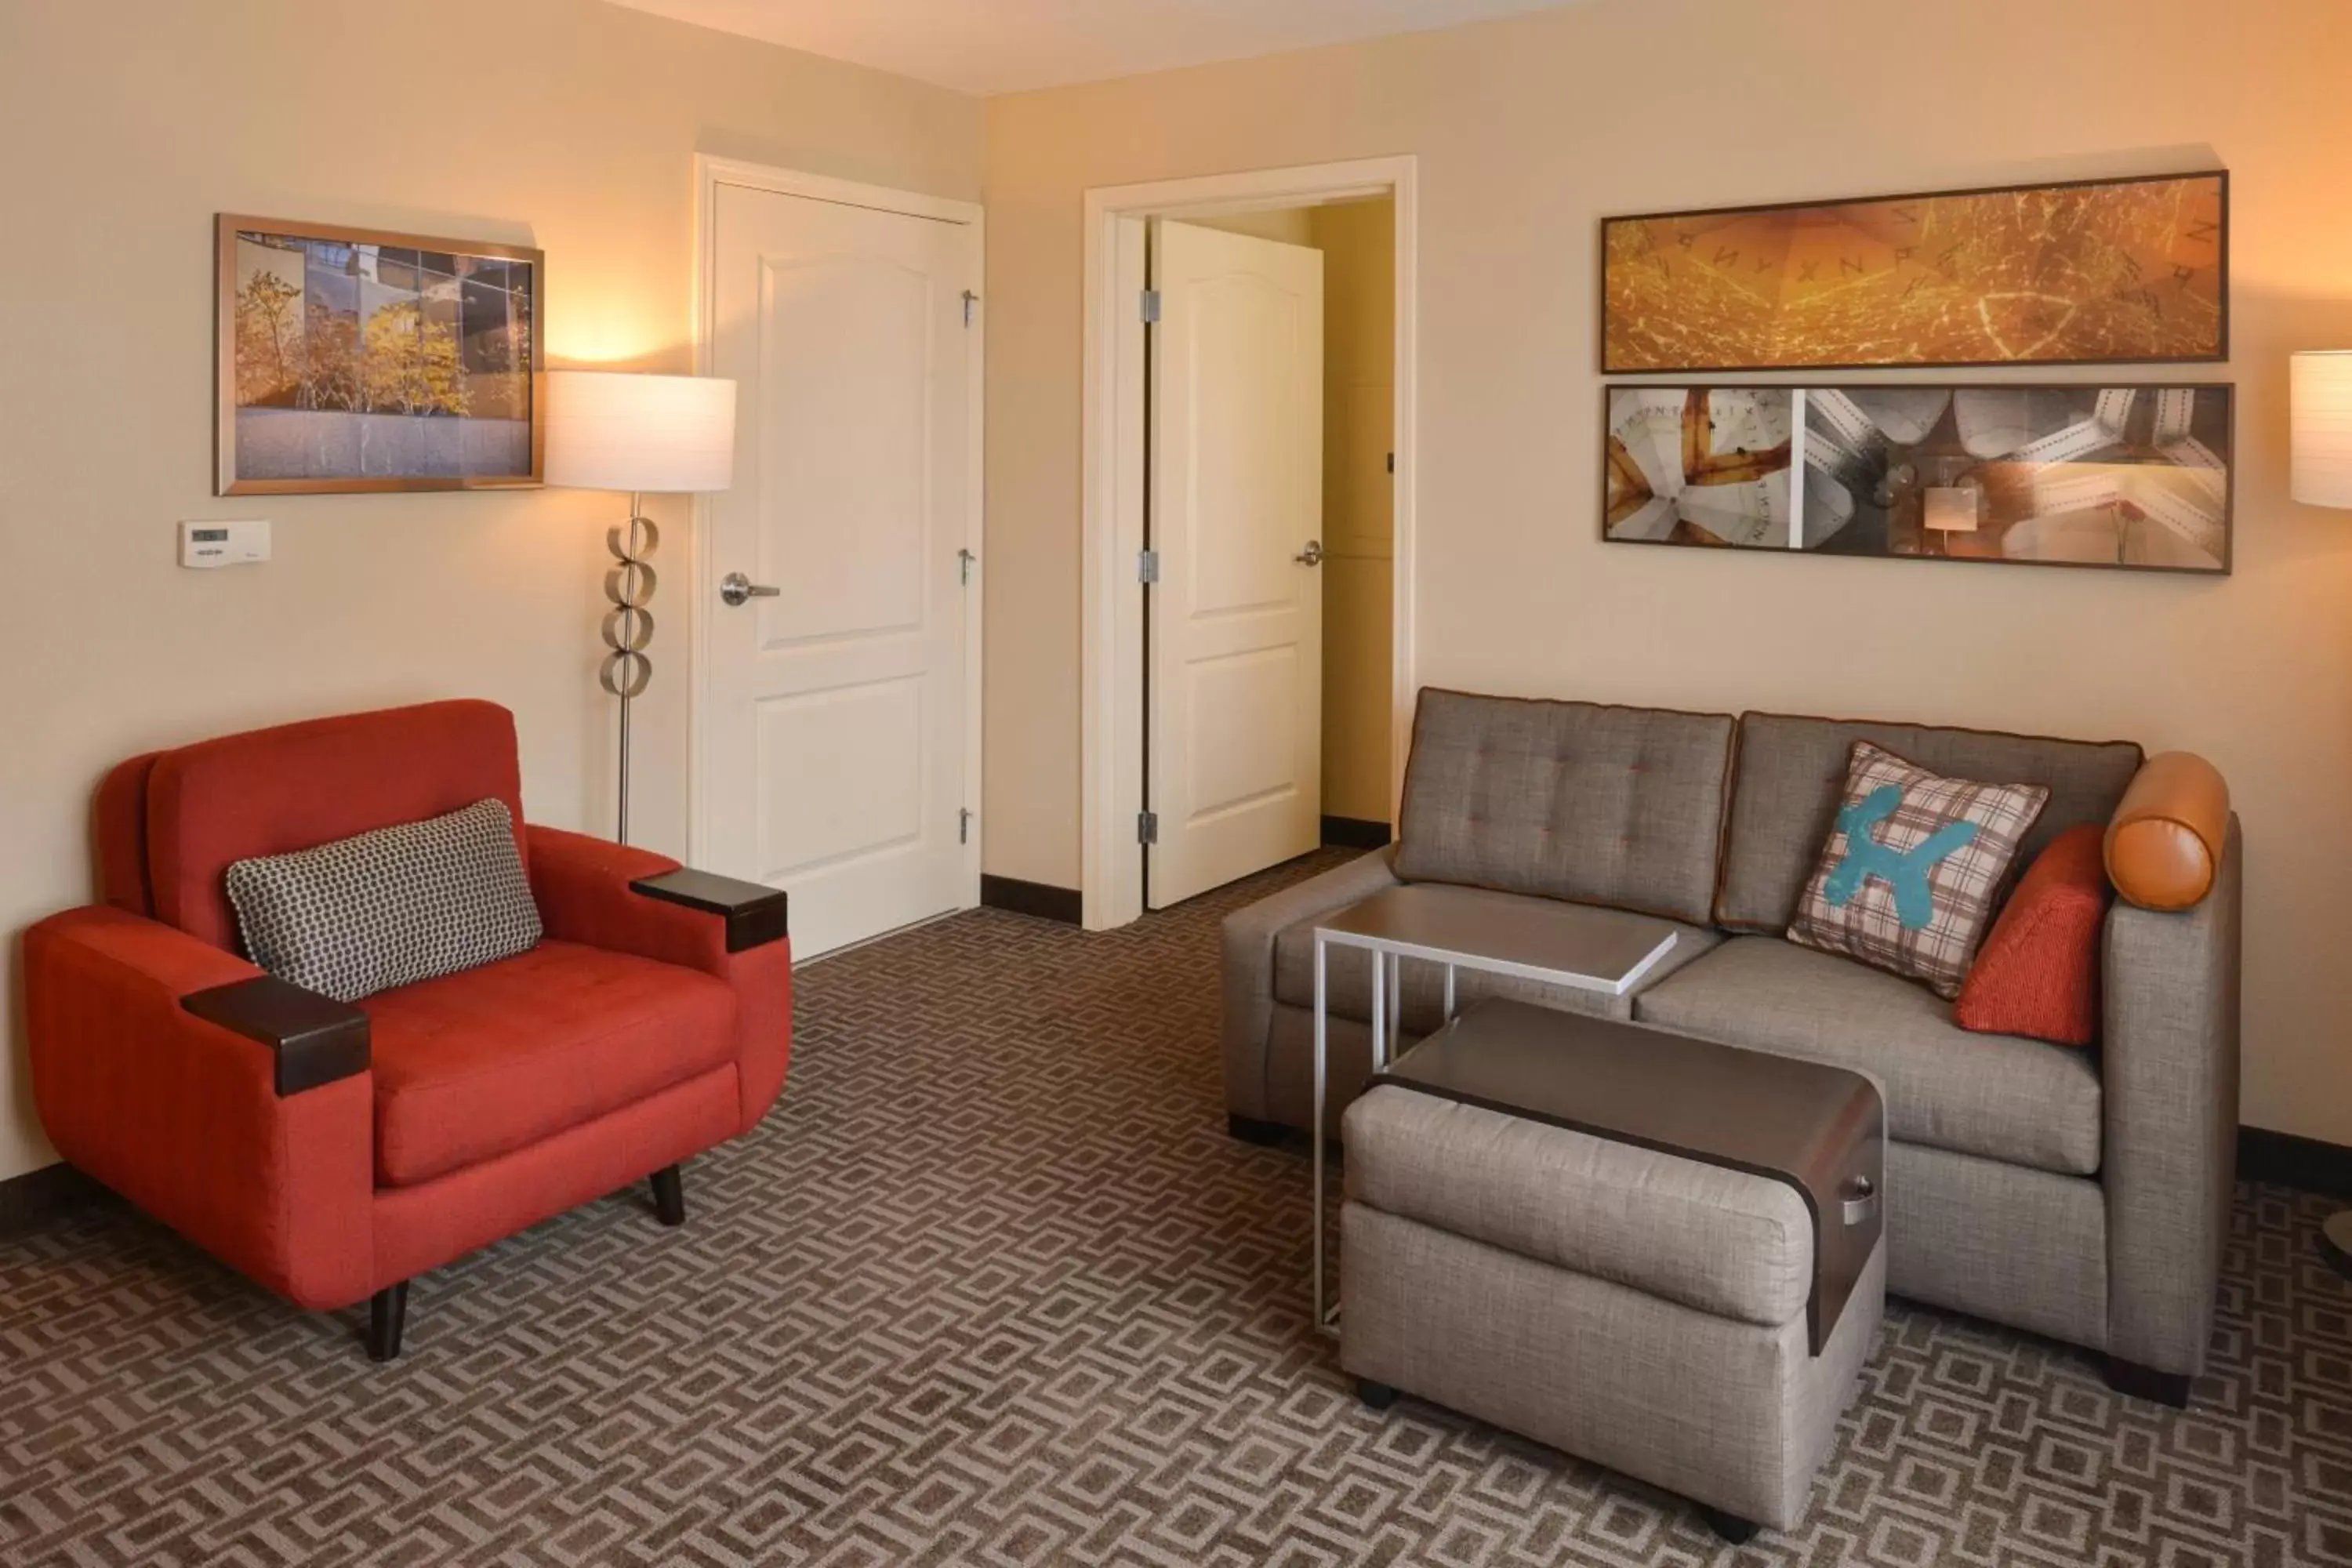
[{"x1": 1339, "y1": 1000, "x2": 1886, "y2": 1541}]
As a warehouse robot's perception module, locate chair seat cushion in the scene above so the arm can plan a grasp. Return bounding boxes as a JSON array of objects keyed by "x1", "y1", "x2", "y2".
[
  {"x1": 1634, "y1": 936, "x2": 2102, "y2": 1176},
  {"x1": 1272, "y1": 884, "x2": 1722, "y2": 1031},
  {"x1": 361, "y1": 940, "x2": 738, "y2": 1188}
]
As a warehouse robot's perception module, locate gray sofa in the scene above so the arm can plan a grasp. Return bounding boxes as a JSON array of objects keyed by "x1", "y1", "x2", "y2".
[{"x1": 1224, "y1": 689, "x2": 2240, "y2": 1404}]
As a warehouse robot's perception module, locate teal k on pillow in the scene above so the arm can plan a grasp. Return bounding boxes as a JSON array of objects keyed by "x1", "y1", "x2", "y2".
[{"x1": 1824, "y1": 783, "x2": 1981, "y2": 931}]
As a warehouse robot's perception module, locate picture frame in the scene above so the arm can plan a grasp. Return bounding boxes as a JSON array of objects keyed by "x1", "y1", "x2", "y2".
[
  {"x1": 1601, "y1": 171, "x2": 2228, "y2": 374},
  {"x1": 1601, "y1": 382, "x2": 2234, "y2": 575},
  {"x1": 216, "y1": 215, "x2": 544, "y2": 495}
]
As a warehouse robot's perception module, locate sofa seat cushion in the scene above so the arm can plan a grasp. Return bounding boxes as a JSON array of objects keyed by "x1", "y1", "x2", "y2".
[
  {"x1": 1272, "y1": 884, "x2": 1722, "y2": 1032},
  {"x1": 1633, "y1": 936, "x2": 2100, "y2": 1176},
  {"x1": 1344, "y1": 1084, "x2": 1814, "y2": 1328},
  {"x1": 362, "y1": 939, "x2": 738, "y2": 1187}
]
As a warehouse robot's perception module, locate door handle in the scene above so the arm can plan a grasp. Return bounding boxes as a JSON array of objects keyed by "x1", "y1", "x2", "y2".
[
  {"x1": 1294, "y1": 539, "x2": 1325, "y2": 567},
  {"x1": 720, "y1": 571, "x2": 780, "y2": 607}
]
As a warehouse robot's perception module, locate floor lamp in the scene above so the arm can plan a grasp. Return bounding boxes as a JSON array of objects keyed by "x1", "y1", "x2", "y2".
[
  {"x1": 544, "y1": 370, "x2": 738, "y2": 845},
  {"x1": 2292, "y1": 351, "x2": 2352, "y2": 1272}
]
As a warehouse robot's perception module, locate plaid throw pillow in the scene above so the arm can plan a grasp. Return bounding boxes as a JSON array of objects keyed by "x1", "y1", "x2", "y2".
[{"x1": 1788, "y1": 742, "x2": 2050, "y2": 999}]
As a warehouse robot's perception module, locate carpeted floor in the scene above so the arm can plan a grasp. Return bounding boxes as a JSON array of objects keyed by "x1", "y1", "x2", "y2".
[{"x1": 1, "y1": 849, "x2": 2345, "y2": 1566}]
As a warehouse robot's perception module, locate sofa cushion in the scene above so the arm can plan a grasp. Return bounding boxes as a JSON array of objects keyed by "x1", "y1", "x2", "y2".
[
  {"x1": 1344, "y1": 1085, "x2": 1814, "y2": 1328},
  {"x1": 1717, "y1": 712, "x2": 2141, "y2": 934},
  {"x1": 1394, "y1": 689, "x2": 1734, "y2": 924},
  {"x1": 226, "y1": 798, "x2": 544, "y2": 1002},
  {"x1": 1633, "y1": 936, "x2": 2101, "y2": 1176},
  {"x1": 1272, "y1": 883, "x2": 1722, "y2": 1033},
  {"x1": 362, "y1": 939, "x2": 738, "y2": 1187}
]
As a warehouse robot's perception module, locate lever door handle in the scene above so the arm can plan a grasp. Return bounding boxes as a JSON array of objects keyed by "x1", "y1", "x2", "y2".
[
  {"x1": 1294, "y1": 539, "x2": 1325, "y2": 566},
  {"x1": 720, "y1": 571, "x2": 781, "y2": 607}
]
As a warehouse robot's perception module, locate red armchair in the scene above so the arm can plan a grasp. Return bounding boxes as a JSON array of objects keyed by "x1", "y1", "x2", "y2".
[{"x1": 22, "y1": 699, "x2": 792, "y2": 1359}]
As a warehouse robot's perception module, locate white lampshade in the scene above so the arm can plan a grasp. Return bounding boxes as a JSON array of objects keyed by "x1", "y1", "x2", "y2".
[
  {"x1": 2292, "y1": 350, "x2": 2352, "y2": 509},
  {"x1": 543, "y1": 370, "x2": 736, "y2": 493}
]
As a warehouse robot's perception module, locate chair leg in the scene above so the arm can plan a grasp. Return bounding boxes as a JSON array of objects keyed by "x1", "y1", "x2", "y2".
[
  {"x1": 1356, "y1": 1377, "x2": 1398, "y2": 1410},
  {"x1": 367, "y1": 1282, "x2": 408, "y2": 1363},
  {"x1": 650, "y1": 1163, "x2": 685, "y2": 1227}
]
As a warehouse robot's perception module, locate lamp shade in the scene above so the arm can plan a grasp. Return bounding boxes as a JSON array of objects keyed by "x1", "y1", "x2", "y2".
[
  {"x1": 2292, "y1": 350, "x2": 2352, "y2": 509},
  {"x1": 543, "y1": 370, "x2": 736, "y2": 493}
]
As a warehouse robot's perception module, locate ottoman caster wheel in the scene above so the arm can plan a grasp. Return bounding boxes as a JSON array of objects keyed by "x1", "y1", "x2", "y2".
[
  {"x1": 1699, "y1": 1506, "x2": 1759, "y2": 1544},
  {"x1": 1356, "y1": 1377, "x2": 1399, "y2": 1410}
]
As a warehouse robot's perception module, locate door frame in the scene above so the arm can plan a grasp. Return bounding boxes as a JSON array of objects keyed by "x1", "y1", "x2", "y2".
[
  {"x1": 1079, "y1": 156, "x2": 1418, "y2": 931},
  {"x1": 688, "y1": 155, "x2": 985, "y2": 912}
]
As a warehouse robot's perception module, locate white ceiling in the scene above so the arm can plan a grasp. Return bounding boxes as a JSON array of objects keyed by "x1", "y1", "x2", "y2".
[{"x1": 606, "y1": 0, "x2": 1581, "y2": 96}]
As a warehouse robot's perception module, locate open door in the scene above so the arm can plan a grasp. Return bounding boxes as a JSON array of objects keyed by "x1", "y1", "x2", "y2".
[{"x1": 1146, "y1": 220, "x2": 1326, "y2": 909}]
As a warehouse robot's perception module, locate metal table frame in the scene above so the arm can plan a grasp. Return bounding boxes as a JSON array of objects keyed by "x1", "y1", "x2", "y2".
[{"x1": 1310, "y1": 918, "x2": 1678, "y2": 1335}]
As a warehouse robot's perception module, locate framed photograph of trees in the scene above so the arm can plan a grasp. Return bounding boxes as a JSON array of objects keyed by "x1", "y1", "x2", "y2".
[{"x1": 216, "y1": 216, "x2": 543, "y2": 495}]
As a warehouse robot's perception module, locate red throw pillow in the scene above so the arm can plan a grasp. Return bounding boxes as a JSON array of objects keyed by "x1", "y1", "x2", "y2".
[{"x1": 1954, "y1": 823, "x2": 2111, "y2": 1047}]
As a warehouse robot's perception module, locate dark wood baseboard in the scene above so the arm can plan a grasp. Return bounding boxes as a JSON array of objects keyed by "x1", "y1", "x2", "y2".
[
  {"x1": 979, "y1": 874, "x2": 1082, "y2": 925},
  {"x1": 1320, "y1": 815, "x2": 1392, "y2": 850},
  {"x1": 0, "y1": 1161, "x2": 101, "y2": 1236},
  {"x1": 2239, "y1": 1126, "x2": 2352, "y2": 1200}
]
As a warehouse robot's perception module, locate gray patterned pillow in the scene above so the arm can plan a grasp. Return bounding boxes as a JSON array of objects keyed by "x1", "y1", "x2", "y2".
[
  {"x1": 224, "y1": 798, "x2": 543, "y2": 1002},
  {"x1": 1787, "y1": 742, "x2": 2049, "y2": 999}
]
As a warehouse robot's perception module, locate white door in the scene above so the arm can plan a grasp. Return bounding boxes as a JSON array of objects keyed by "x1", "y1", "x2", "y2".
[
  {"x1": 704, "y1": 179, "x2": 978, "y2": 956},
  {"x1": 1146, "y1": 220, "x2": 1325, "y2": 909}
]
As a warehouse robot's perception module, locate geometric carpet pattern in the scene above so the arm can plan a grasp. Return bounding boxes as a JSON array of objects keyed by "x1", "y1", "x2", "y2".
[{"x1": 2, "y1": 849, "x2": 2347, "y2": 1566}]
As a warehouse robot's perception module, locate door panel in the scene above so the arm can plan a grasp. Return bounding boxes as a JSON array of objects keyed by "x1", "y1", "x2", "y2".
[
  {"x1": 1148, "y1": 220, "x2": 1324, "y2": 909},
  {"x1": 708, "y1": 182, "x2": 974, "y2": 956}
]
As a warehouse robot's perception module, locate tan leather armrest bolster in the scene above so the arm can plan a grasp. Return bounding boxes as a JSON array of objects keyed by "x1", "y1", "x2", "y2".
[{"x1": 2104, "y1": 751, "x2": 2230, "y2": 911}]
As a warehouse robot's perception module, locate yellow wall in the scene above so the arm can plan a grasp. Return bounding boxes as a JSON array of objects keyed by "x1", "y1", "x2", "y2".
[
  {"x1": 981, "y1": 0, "x2": 2352, "y2": 1142},
  {"x1": 0, "y1": 0, "x2": 980, "y2": 1182},
  {"x1": 1311, "y1": 198, "x2": 1396, "y2": 826}
]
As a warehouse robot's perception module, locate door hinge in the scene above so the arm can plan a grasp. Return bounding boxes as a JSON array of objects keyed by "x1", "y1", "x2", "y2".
[
  {"x1": 959, "y1": 808, "x2": 974, "y2": 844},
  {"x1": 1386, "y1": 451, "x2": 1395, "y2": 474},
  {"x1": 1139, "y1": 289, "x2": 1161, "y2": 324},
  {"x1": 1137, "y1": 811, "x2": 1159, "y2": 845},
  {"x1": 1137, "y1": 549, "x2": 1160, "y2": 584},
  {"x1": 958, "y1": 547, "x2": 978, "y2": 585},
  {"x1": 961, "y1": 289, "x2": 978, "y2": 327}
]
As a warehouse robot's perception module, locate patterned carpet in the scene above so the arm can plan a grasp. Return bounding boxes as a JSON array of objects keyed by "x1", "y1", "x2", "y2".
[{"x1": 1, "y1": 849, "x2": 2346, "y2": 1566}]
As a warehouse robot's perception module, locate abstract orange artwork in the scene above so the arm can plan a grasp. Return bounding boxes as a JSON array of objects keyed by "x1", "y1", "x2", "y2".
[{"x1": 1602, "y1": 172, "x2": 2227, "y2": 373}]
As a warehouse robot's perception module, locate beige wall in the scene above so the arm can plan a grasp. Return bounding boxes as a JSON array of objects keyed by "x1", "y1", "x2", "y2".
[
  {"x1": 0, "y1": 0, "x2": 980, "y2": 1182},
  {"x1": 1311, "y1": 198, "x2": 1396, "y2": 825},
  {"x1": 981, "y1": 0, "x2": 2352, "y2": 1141}
]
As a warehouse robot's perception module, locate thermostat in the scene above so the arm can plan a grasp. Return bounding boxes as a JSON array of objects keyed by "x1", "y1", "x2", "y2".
[{"x1": 180, "y1": 518, "x2": 270, "y2": 568}]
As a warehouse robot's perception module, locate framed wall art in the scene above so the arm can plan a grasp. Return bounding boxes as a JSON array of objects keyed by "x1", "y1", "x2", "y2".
[
  {"x1": 1602, "y1": 383, "x2": 2232, "y2": 574},
  {"x1": 1601, "y1": 172, "x2": 2227, "y2": 373},
  {"x1": 216, "y1": 215, "x2": 543, "y2": 495}
]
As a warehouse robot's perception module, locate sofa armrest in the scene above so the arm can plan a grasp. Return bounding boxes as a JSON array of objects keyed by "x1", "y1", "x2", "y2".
[
  {"x1": 23, "y1": 906, "x2": 375, "y2": 1309},
  {"x1": 2101, "y1": 812, "x2": 2241, "y2": 1379},
  {"x1": 1221, "y1": 848, "x2": 1401, "y2": 1122},
  {"x1": 524, "y1": 824, "x2": 793, "y2": 1134}
]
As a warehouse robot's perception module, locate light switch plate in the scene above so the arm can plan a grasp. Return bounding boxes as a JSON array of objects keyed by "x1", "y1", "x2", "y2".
[{"x1": 180, "y1": 518, "x2": 270, "y2": 568}]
